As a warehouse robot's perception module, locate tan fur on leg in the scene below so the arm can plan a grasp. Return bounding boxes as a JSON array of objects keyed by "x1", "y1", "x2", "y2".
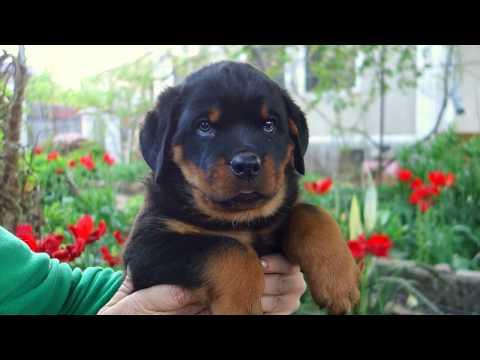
[{"x1": 282, "y1": 204, "x2": 360, "y2": 314}]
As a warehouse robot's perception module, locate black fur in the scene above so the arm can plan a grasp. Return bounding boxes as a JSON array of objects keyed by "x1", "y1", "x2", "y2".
[
  {"x1": 139, "y1": 87, "x2": 181, "y2": 183},
  {"x1": 125, "y1": 212, "x2": 246, "y2": 289},
  {"x1": 124, "y1": 61, "x2": 309, "y2": 292}
]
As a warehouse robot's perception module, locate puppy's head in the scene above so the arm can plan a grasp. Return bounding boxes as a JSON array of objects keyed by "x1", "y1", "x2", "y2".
[{"x1": 140, "y1": 61, "x2": 308, "y2": 221}]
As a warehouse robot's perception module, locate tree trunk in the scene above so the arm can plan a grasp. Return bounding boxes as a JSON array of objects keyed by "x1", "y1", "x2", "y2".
[
  {"x1": 377, "y1": 46, "x2": 387, "y2": 186},
  {"x1": 0, "y1": 46, "x2": 29, "y2": 232}
]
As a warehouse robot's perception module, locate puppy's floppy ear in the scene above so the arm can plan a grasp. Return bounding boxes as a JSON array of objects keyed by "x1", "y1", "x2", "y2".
[
  {"x1": 140, "y1": 86, "x2": 180, "y2": 183},
  {"x1": 281, "y1": 88, "x2": 309, "y2": 175}
]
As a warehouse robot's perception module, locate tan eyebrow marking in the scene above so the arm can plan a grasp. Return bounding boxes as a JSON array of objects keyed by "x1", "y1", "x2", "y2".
[
  {"x1": 288, "y1": 119, "x2": 299, "y2": 136},
  {"x1": 208, "y1": 107, "x2": 221, "y2": 123},
  {"x1": 260, "y1": 103, "x2": 269, "y2": 121}
]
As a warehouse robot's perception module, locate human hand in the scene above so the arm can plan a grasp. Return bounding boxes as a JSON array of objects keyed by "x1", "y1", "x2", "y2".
[
  {"x1": 98, "y1": 254, "x2": 307, "y2": 315},
  {"x1": 260, "y1": 254, "x2": 307, "y2": 315},
  {"x1": 97, "y1": 273, "x2": 207, "y2": 315},
  {"x1": 195, "y1": 254, "x2": 307, "y2": 315}
]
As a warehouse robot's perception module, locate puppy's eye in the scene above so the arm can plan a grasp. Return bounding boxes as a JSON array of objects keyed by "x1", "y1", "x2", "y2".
[
  {"x1": 263, "y1": 118, "x2": 276, "y2": 133},
  {"x1": 198, "y1": 120, "x2": 212, "y2": 133}
]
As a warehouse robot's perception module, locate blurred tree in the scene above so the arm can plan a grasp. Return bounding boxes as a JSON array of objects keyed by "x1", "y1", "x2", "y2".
[
  {"x1": 25, "y1": 55, "x2": 161, "y2": 163},
  {"x1": 26, "y1": 71, "x2": 76, "y2": 105},
  {"x1": 73, "y1": 55, "x2": 157, "y2": 163},
  {"x1": 241, "y1": 45, "x2": 288, "y2": 86}
]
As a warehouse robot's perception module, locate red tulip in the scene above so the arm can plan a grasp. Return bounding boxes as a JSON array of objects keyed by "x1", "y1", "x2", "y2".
[
  {"x1": 431, "y1": 185, "x2": 441, "y2": 197},
  {"x1": 409, "y1": 181, "x2": 442, "y2": 213},
  {"x1": 47, "y1": 151, "x2": 60, "y2": 161},
  {"x1": 304, "y1": 182, "x2": 316, "y2": 193},
  {"x1": 68, "y1": 215, "x2": 107, "y2": 244},
  {"x1": 37, "y1": 234, "x2": 64, "y2": 255},
  {"x1": 304, "y1": 177, "x2": 333, "y2": 195},
  {"x1": 103, "y1": 152, "x2": 115, "y2": 166},
  {"x1": 410, "y1": 178, "x2": 424, "y2": 190},
  {"x1": 418, "y1": 199, "x2": 431, "y2": 213},
  {"x1": 366, "y1": 233, "x2": 393, "y2": 257},
  {"x1": 113, "y1": 230, "x2": 126, "y2": 245},
  {"x1": 347, "y1": 240, "x2": 367, "y2": 260},
  {"x1": 100, "y1": 246, "x2": 120, "y2": 267},
  {"x1": 51, "y1": 248, "x2": 71, "y2": 262},
  {"x1": 428, "y1": 171, "x2": 447, "y2": 188},
  {"x1": 15, "y1": 224, "x2": 38, "y2": 252},
  {"x1": 348, "y1": 233, "x2": 394, "y2": 259},
  {"x1": 16, "y1": 224, "x2": 34, "y2": 237},
  {"x1": 33, "y1": 146, "x2": 43, "y2": 155},
  {"x1": 397, "y1": 168, "x2": 413, "y2": 182},
  {"x1": 347, "y1": 234, "x2": 368, "y2": 261},
  {"x1": 409, "y1": 190, "x2": 421, "y2": 205},
  {"x1": 88, "y1": 220, "x2": 107, "y2": 244},
  {"x1": 317, "y1": 177, "x2": 333, "y2": 194},
  {"x1": 66, "y1": 237, "x2": 86, "y2": 261},
  {"x1": 68, "y1": 214, "x2": 94, "y2": 241},
  {"x1": 80, "y1": 154, "x2": 95, "y2": 171},
  {"x1": 445, "y1": 172, "x2": 455, "y2": 187}
]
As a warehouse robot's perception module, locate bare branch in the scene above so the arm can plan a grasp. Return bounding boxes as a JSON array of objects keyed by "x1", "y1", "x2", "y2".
[{"x1": 420, "y1": 45, "x2": 456, "y2": 143}]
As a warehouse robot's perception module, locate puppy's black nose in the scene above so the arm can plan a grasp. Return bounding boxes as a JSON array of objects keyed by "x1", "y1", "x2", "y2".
[{"x1": 230, "y1": 152, "x2": 261, "y2": 179}]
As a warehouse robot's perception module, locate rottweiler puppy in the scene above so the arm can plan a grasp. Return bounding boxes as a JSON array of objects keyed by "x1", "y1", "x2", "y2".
[{"x1": 123, "y1": 61, "x2": 360, "y2": 314}]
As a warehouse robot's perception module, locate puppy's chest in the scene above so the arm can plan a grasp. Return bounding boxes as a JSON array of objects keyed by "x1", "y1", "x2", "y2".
[
  {"x1": 222, "y1": 227, "x2": 282, "y2": 256},
  {"x1": 199, "y1": 228, "x2": 282, "y2": 257},
  {"x1": 163, "y1": 219, "x2": 282, "y2": 256}
]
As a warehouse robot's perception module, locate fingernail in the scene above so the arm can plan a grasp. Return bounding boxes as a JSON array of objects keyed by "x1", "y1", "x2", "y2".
[{"x1": 260, "y1": 259, "x2": 268, "y2": 269}]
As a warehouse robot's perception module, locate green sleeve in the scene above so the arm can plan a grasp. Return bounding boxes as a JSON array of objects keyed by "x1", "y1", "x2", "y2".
[{"x1": 0, "y1": 226, "x2": 124, "y2": 315}]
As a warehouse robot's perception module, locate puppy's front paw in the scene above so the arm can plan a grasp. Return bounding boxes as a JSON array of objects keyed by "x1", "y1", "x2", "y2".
[
  {"x1": 282, "y1": 203, "x2": 361, "y2": 315},
  {"x1": 306, "y1": 258, "x2": 361, "y2": 315}
]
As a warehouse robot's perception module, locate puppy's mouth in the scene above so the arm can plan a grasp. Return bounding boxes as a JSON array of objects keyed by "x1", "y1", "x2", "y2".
[{"x1": 211, "y1": 191, "x2": 270, "y2": 211}]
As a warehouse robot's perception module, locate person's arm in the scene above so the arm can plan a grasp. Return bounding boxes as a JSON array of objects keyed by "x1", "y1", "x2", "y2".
[
  {"x1": 0, "y1": 226, "x2": 123, "y2": 315},
  {"x1": 0, "y1": 225, "x2": 306, "y2": 315}
]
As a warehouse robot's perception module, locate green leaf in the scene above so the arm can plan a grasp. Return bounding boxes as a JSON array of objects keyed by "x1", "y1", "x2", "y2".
[
  {"x1": 452, "y1": 224, "x2": 480, "y2": 246},
  {"x1": 377, "y1": 210, "x2": 391, "y2": 228}
]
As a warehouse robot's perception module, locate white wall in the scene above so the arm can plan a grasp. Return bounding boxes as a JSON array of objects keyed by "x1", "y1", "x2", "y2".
[
  {"x1": 286, "y1": 46, "x2": 418, "y2": 144},
  {"x1": 457, "y1": 45, "x2": 480, "y2": 134},
  {"x1": 291, "y1": 45, "x2": 475, "y2": 146}
]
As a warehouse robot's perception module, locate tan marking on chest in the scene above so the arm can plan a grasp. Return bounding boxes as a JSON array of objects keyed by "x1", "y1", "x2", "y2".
[{"x1": 163, "y1": 219, "x2": 255, "y2": 246}]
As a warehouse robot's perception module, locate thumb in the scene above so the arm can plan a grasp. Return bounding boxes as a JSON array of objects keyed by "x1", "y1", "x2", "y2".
[
  {"x1": 126, "y1": 284, "x2": 196, "y2": 313},
  {"x1": 105, "y1": 273, "x2": 134, "y2": 307},
  {"x1": 98, "y1": 269, "x2": 135, "y2": 315}
]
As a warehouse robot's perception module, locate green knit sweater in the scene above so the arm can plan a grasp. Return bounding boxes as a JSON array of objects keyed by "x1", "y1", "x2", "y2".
[{"x1": 0, "y1": 226, "x2": 123, "y2": 315}]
